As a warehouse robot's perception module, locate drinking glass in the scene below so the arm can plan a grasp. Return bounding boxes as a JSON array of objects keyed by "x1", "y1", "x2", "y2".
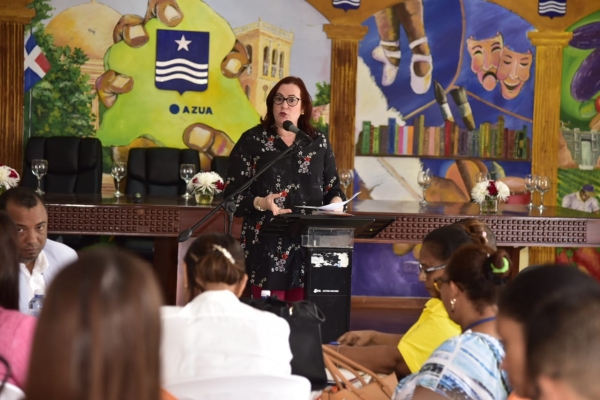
[
  {"x1": 180, "y1": 164, "x2": 196, "y2": 199},
  {"x1": 535, "y1": 175, "x2": 551, "y2": 211},
  {"x1": 338, "y1": 168, "x2": 354, "y2": 199},
  {"x1": 475, "y1": 172, "x2": 491, "y2": 183},
  {"x1": 417, "y1": 169, "x2": 432, "y2": 205},
  {"x1": 524, "y1": 174, "x2": 537, "y2": 209},
  {"x1": 111, "y1": 161, "x2": 127, "y2": 198},
  {"x1": 31, "y1": 159, "x2": 48, "y2": 195}
]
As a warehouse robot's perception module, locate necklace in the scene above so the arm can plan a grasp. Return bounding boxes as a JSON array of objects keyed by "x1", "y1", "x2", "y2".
[{"x1": 463, "y1": 316, "x2": 496, "y2": 332}]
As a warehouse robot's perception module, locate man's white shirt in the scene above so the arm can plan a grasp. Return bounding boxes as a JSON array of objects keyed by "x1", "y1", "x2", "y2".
[{"x1": 19, "y1": 239, "x2": 78, "y2": 313}]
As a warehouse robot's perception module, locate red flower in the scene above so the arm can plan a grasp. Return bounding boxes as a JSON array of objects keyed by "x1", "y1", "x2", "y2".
[
  {"x1": 280, "y1": 191, "x2": 288, "y2": 197},
  {"x1": 268, "y1": 137, "x2": 274, "y2": 142},
  {"x1": 192, "y1": 177, "x2": 198, "y2": 184},
  {"x1": 304, "y1": 157, "x2": 311, "y2": 162},
  {"x1": 487, "y1": 181, "x2": 499, "y2": 196},
  {"x1": 215, "y1": 180, "x2": 224, "y2": 191},
  {"x1": 8, "y1": 170, "x2": 18, "y2": 179},
  {"x1": 282, "y1": 253, "x2": 288, "y2": 260}
]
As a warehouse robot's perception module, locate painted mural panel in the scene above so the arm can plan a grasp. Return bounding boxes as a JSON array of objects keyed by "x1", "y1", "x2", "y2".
[
  {"x1": 557, "y1": 9, "x2": 600, "y2": 280},
  {"x1": 353, "y1": 0, "x2": 534, "y2": 296}
]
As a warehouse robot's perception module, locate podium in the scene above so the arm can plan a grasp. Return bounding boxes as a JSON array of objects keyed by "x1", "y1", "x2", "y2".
[{"x1": 261, "y1": 214, "x2": 393, "y2": 342}]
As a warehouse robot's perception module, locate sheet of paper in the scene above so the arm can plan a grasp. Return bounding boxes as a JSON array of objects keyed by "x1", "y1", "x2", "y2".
[{"x1": 295, "y1": 192, "x2": 360, "y2": 211}]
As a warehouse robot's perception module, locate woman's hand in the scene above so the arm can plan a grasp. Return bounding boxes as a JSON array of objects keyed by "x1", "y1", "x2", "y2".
[
  {"x1": 337, "y1": 330, "x2": 375, "y2": 346},
  {"x1": 328, "y1": 196, "x2": 344, "y2": 212},
  {"x1": 256, "y1": 193, "x2": 292, "y2": 215}
]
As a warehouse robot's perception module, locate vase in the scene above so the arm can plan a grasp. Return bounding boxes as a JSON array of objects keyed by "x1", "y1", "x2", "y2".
[
  {"x1": 195, "y1": 192, "x2": 213, "y2": 205},
  {"x1": 479, "y1": 198, "x2": 499, "y2": 214}
]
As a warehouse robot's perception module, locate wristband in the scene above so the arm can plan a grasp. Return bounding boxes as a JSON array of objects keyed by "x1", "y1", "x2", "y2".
[{"x1": 254, "y1": 197, "x2": 266, "y2": 212}]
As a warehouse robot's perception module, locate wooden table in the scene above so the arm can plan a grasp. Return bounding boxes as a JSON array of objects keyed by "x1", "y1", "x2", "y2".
[
  {"x1": 350, "y1": 200, "x2": 600, "y2": 247},
  {"x1": 44, "y1": 194, "x2": 230, "y2": 304}
]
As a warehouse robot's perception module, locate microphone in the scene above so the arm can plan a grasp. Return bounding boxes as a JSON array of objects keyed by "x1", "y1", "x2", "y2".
[{"x1": 283, "y1": 121, "x2": 313, "y2": 147}]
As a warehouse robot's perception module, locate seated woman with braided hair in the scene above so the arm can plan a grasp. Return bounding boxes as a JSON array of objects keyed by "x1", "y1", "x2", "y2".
[
  {"x1": 393, "y1": 244, "x2": 511, "y2": 400},
  {"x1": 160, "y1": 232, "x2": 293, "y2": 386},
  {"x1": 334, "y1": 218, "x2": 495, "y2": 378}
]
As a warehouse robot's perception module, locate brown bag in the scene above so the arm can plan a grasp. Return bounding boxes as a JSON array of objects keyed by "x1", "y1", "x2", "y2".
[{"x1": 319, "y1": 345, "x2": 398, "y2": 400}]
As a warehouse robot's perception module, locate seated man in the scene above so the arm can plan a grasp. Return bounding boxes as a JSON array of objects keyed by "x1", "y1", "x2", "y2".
[{"x1": 0, "y1": 187, "x2": 78, "y2": 313}]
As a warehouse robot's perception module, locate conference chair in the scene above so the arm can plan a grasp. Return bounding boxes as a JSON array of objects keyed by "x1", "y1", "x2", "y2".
[
  {"x1": 164, "y1": 374, "x2": 312, "y2": 400},
  {"x1": 22, "y1": 136, "x2": 103, "y2": 194},
  {"x1": 125, "y1": 147, "x2": 201, "y2": 196}
]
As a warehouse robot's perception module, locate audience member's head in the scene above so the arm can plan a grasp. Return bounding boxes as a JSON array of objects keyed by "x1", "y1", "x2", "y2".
[
  {"x1": 527, "y1": 283, "x2": 600, "y2": 400},
  {"x1": 0, "y1": 187, "x2": 47, "y2": 272},
  {"x1": 436, "y1": 244, "x2": 509, "y2": 327},
  {"x1": 0, "y1": 211, "x2": 20, "y2": 310},
  {"x1": 453, "y1": 218, "x2": 497, "y2": 250},
  {"x1": 497, "y1": 265, "x2": 599, "y2": 397},
  {"x1": 419, "y1": 220, "x2": 488, "y2": 298},
  {"x1": 25, "y1": 248, "x2": 163, "y2": 400},
  {"x1": 183, "y1": 232, "x2": 246, "y2": 302}
]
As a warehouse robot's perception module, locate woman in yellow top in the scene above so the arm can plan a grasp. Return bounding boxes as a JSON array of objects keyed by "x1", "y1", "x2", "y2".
[{"x1": 334, "y1": 219, "x2": 494, "y2": 378}]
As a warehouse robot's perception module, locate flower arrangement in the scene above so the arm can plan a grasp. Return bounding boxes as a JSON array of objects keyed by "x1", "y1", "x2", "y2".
[
  {"x1": 471, "y1": 180, "x2": 510, "y2": 204},
  {"x1": 0, "y1": 165, "x2": 20, "y2": 192},
  {"x1": 187, "y1": 171, "x2": 224, "y2": 195}
]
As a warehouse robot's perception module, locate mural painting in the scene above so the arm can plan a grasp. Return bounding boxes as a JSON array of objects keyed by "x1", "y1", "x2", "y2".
[
  {"x1": 351, "y1": 0, "x2": 535, "y2": 296},
  {"x1": 557, "y1": 9, "x2": 600, "y2": 280}
]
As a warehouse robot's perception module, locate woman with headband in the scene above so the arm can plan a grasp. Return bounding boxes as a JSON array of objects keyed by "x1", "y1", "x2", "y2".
[
  {"x1": 160, "y1": 232, "x2": 293, "y2": 386},
  {"x1": 393, "y1": 244, "x2": 511, "y2": 400}
]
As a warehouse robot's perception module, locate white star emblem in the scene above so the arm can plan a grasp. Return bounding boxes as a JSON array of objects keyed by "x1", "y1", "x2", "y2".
[{"x1": 175, "y1": 35, "x2": 192, "y2": 51}]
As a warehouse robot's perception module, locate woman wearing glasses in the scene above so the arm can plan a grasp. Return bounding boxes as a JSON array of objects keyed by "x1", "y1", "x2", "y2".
[
  {"x1": 335, "y1": 219, "x2": 494, "y2": 378},
  {"x1": 393, "y1": 243, "x2": 511, "y2": 400},
  {"x1": 224, "y1": 76, "x2": 345, "y2": 301}
]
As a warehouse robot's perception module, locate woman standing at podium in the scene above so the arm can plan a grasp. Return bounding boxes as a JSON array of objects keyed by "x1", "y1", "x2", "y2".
[{"x1": 224, "y1": 76, "x2": 345, "y2": 301}]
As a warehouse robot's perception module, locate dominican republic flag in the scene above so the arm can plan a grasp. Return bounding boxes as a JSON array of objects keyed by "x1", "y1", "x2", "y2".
[
  {"x1": 538, "y1": 0, "x2": 566, "y2": 18},
  {"x1": 332, "y1": 0, "x2": 360, "y2": 11},
  {"x1": 155, "y1": 29, "x2": 209, "y2": 94},
  {"x1": 24, "y1": 34, "x2": 51, "y2": 92}
]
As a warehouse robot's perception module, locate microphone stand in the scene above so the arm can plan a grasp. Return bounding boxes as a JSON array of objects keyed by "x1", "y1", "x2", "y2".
[{"x1": 178, "y1": 136, "x2": 308, "y2": 242}]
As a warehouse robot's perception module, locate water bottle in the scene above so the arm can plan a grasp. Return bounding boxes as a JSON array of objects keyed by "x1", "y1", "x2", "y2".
[
  {"x1": 28, "y1": 290, "x2": 45, "y2": 317},
  {"x1": 260, "y1": 290, "x2": 271, "y2": 299}
]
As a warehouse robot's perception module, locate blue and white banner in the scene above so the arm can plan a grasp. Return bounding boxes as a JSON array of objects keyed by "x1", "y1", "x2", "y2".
[
  {"x1": 155, "y1": 30, "x2": 209, "y2": 94},
  {"x1": 538, "y1": 0, "x2": 566, "y2": 18},
  {"x1": 332, "y1": 0, "x2": 360, "y2": 12}
]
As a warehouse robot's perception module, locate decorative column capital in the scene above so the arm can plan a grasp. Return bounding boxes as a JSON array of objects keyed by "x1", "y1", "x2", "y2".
[
  {"x1": 0, "y1": 0, "x2": 35, "y2": 24},
  {"x1": 527, "y1": 31, "x2": 572, "y2": 47},
  {"x1": 324, "y1": 24, "x2": 368, "y2": 41}
]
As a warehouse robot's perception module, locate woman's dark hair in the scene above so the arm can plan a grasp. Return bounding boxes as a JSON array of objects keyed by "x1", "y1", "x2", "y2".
[
  {"x1": 498, "y1": 264, "x2": 598, "y2": 323},
  {"x1": 184, "y1": 232, "x2": 246, "y2": 298},
  {"x1": 422, "y1": 220, "x2": 488, "y2": 262},
  {"x1": 25, "y1": 248, "x2": 163, "y2": 400},
  {"x1": 0, "y1": 211, "x2": 20, "y2": 310},
  {"x1": 261, "y1": 76, "x2": 317, "y2": 138},
  {"x1": 527, "y1": 286, "x2": 600, "y2": 400},
  {"x1": 446, "y1": 244, "x2": 510, "y2": 312},
  {"x1": 452, "y1": 218, "x2": 497, "y2": 250}
]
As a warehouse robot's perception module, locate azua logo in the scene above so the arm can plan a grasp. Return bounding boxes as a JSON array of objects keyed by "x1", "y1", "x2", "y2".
[{"x1": 169, "y1": 104, "x2": 213, "y2": 115}]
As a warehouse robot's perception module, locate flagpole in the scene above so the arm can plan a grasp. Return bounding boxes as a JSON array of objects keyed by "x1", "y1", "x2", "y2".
[{"x1": 27, "y1": 26, "x2": 33, "y2": 140}]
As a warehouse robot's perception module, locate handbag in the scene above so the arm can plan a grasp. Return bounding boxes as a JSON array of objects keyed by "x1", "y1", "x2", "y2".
[
  {"x1": 241, "y1": 296, "x2": 328, "y2": 390},
  {"x1": 320, "y1": 345, "x2": 397, "y2": 400}
]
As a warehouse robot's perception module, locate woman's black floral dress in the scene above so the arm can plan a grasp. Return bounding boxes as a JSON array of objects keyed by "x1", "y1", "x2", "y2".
[{"x1": 224, "y1": 124, "x2": 345, "y2": 290}]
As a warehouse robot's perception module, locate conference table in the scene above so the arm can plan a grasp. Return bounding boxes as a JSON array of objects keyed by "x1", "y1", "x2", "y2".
[{"x1": 45, "y1": 195, "x2": 600, "y2": 304}]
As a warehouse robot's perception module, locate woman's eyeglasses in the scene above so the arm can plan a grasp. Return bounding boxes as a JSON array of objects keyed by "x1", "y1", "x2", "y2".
[
  {"x1": 433, "y1": 277, "x2": 450, "y2": 292},
  {"x1": 273, "y1": 95, "x2": 300, "y2": 107},
  {"x1": 418, "y1": 263, "x2": 446, "y2": 274}
]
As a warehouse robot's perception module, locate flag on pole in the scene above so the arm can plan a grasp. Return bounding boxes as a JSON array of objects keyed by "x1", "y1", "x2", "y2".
[{"x1": 24, "y1": 34, "x2": 51, "y2": 92}]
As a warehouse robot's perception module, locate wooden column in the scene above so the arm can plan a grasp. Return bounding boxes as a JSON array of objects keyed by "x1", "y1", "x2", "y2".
[
  {"x1": 323, "y1": 24, "x2": 368, "y2": 174},
  {"x1": 0, "y1": 0, "x2": 34, "y2": 175},
  {"x1": 527, "y1": 30, "x2": 572, "y2": 265}
]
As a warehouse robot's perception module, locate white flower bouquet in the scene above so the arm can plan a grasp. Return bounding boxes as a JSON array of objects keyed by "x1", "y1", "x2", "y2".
[
  {"x1": 187, "y1": 171, "x2": 224, "y2": 195},
  {"x1": 471, "y1": 180, "x2": 510, "y2": 204},
  {"x1": 0, "y1": 165, "x2": 20, "y2": 191}
]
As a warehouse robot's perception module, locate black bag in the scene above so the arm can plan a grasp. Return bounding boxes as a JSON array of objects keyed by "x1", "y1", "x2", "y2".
[{"x1": 241, "y1": 296, "x2": 328, "y2": 390}]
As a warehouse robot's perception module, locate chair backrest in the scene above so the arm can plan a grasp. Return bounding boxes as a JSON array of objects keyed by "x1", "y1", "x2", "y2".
[
  {"x1": 22, "y1": 136, "x2": 103, "y2": 194},
  {"x1": 164, "y1": 374, "x2": 311, "y2": 400},
  {"x1": 126, "y1": 148, "x2": 201, "y2": 196},
  {"x1": 0, "y1": 382, "x2": 24, "y2": 400}
]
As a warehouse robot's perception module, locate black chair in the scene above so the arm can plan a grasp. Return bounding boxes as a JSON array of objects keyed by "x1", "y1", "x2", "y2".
[
  {"x1": 125, "y1": 148, "x2": 201, "y2": 196},
  {"x1": 22, "y1": 136, "x2": 103, "y2": 194}
]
